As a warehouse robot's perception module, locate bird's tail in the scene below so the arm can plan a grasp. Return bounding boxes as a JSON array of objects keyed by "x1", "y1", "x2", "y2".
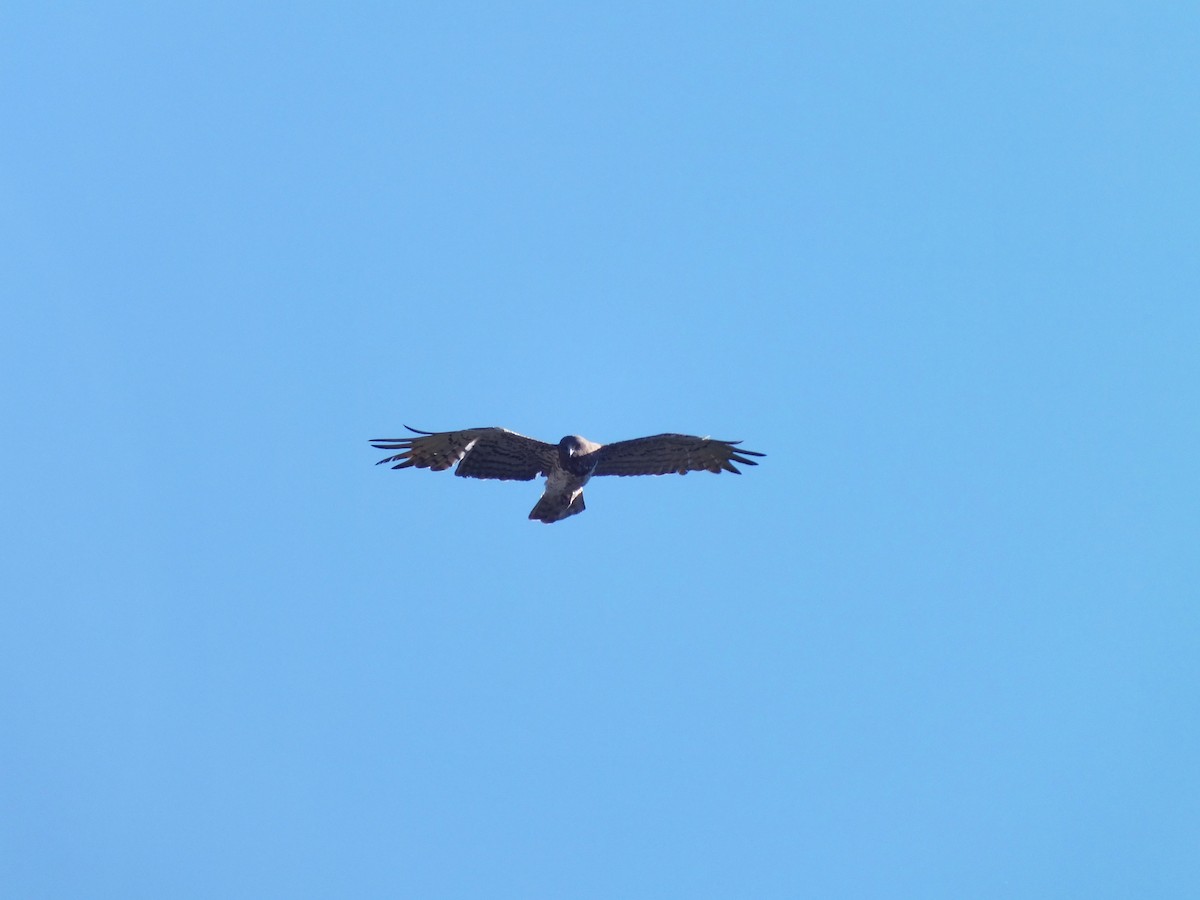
[{"x1": 528, "y1": 489, "x2": 586, "y2": 524}]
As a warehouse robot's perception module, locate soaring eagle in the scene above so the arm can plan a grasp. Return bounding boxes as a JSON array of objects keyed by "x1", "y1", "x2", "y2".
[{"x1": 370, "y1": 426, "x2": 764, "y2": 523}]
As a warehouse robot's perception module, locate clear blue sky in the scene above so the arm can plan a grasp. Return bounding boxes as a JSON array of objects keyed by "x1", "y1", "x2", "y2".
[{"x1": 3, "y1": 3, "x2": 1198, "y2": 897}]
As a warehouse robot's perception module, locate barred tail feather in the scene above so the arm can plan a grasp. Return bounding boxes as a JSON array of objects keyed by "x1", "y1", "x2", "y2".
[{"x1": 528, "y1": 489, "x2": 586, "y2": 524}]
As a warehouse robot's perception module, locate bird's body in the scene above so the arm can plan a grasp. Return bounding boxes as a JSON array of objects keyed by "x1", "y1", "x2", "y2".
[
  {"x1": 370, "y1": 426, "x2": 763, "y2": 523},
  {"x1": 531, "y1": 467, "x2": 589, "y2": 523},
  {"x1": 525, "y1": 435, "x2": 601, "y2": 522}
]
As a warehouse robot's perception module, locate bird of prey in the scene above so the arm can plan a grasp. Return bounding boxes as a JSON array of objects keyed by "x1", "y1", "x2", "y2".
[{"x1": 370, "y1": 426, "x2": 764, "y2": 523}]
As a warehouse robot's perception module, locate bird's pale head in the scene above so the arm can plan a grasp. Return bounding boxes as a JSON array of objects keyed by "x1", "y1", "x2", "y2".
[
  {"x1": 558, "y1": 435, "x2": 585, "y2": 456},
  {"x1": 557, "y1": 435, "x2": 597, "y2": 475}
]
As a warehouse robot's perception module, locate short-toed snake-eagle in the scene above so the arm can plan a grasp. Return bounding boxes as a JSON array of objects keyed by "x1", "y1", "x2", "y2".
[{"x1": 370, "y1": 426, "x2": 764, "y2": 523}]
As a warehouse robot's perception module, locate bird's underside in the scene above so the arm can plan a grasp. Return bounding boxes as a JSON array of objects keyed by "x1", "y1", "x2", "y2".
[{"x1": 370, "y1": 425, "x2": 764, "y2": 523}]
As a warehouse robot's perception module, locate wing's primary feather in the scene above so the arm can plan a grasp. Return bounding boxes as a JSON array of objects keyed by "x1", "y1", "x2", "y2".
[
  {"x1": 591, "y1": 434, "x2": 765, "y2": 477},
  {"x1": 370, "y1": 426, "x2": 555, "y2": 481}
]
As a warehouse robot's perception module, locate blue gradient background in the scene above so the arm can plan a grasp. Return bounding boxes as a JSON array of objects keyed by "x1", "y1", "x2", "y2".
[{"x1": 3, "y1": 3, "x2": 1198, "y2": 897}]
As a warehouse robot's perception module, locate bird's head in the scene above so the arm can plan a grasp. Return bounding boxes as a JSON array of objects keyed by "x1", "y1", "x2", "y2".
[{"x1": 557, "y1": 435, "x2": 596, "y2": 475}]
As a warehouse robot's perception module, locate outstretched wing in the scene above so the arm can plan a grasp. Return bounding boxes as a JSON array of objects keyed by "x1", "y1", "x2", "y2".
[
  {"x1": 591, "y1": 434, "x2": 764, "y2": 476},
  {"x1": 370, "y1": 426, "x2": 556, "y2": 481}
]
